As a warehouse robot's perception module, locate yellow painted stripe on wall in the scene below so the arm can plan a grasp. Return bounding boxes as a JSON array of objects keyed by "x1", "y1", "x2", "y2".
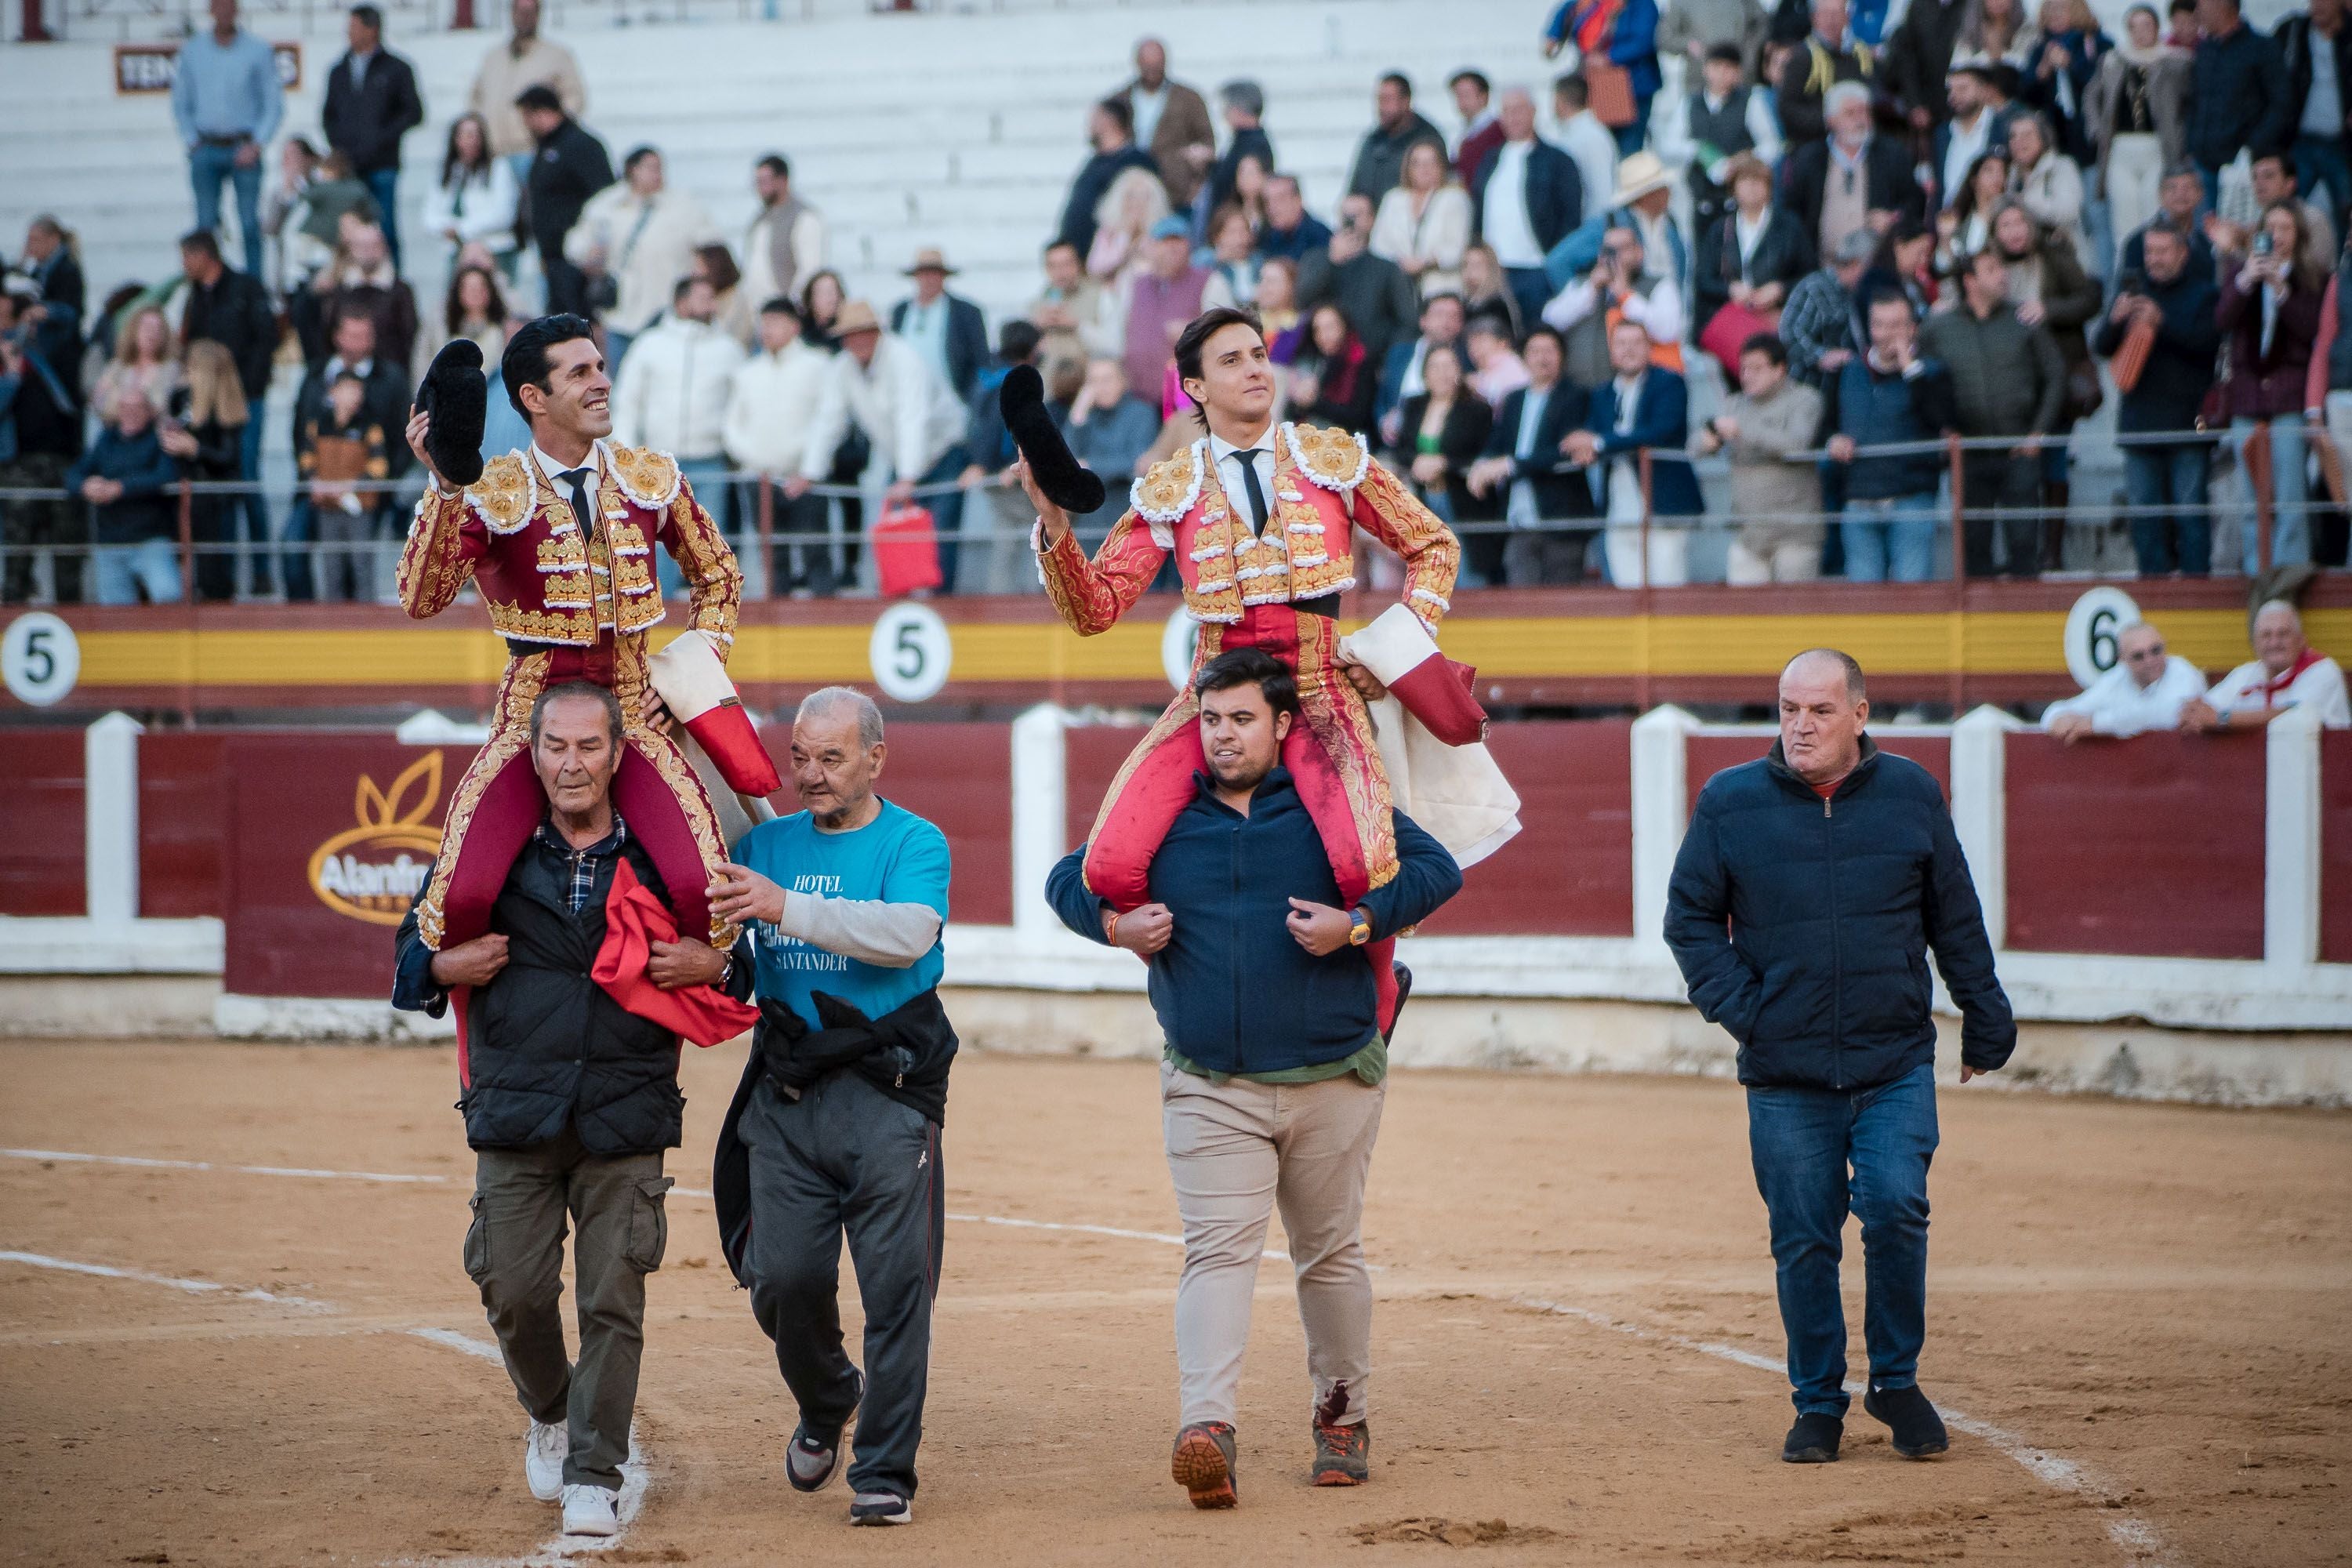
[{"x1": 58, "y1": 606, "x2": 2341, "y2": 690}]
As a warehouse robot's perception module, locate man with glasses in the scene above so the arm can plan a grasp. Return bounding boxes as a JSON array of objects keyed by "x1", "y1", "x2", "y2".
[{"x1": 2042, "y1": 619, "x2": 2209, "y2": 741}]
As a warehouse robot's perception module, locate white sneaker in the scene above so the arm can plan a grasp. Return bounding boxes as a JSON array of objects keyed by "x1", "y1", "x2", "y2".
[
  {"x1": 561, "y1": 1483, "x2": 619, "y2": 1537},
  {"x1": 524, "y1": 1421, "x2": 567, "y2": 1503}
]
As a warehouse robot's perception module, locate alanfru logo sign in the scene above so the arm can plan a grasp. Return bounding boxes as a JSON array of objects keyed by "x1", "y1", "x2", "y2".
[{"x1": 307, "y1": 751, "x2": 444, "y2": 926}]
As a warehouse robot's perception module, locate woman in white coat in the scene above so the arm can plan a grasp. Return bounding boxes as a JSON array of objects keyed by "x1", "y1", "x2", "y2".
[
  {"x1": 423, "y1": 114, "x2": 521, "y2": 278},
  {"x1": 2006, "y1": 111, "x2": 2093, "y2": 271},
  {"x1": 1370, "y1": 140, "x2": 1472, "y2": 299}
]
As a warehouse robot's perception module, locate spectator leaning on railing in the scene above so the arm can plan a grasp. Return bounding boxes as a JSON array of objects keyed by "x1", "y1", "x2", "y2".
[
  {"x1": 1824, "y1": 291, "x2": 1959, "y2": 584},
  {"x1": 1693, "y1": 332, "x2": 1827, "y2": 584},
  {"x1": 2217, "y1": 201, "x2": 2327, "y2": 572},
  {"x1": 296, "y1": 368, "x2": 392, "y2": 604},
  {"x1": 2091, "y1": 224, "x2": 2219, "y2": 577},
  {"x1": 67, "y1": 387, "x2": 183, "y2": 608},
  {"x1": 2183, "y1": 600, "x2": 2352, "y2": 729},
  {"x1": 1919, "y1": 244, "x2": 2064, "y2": 579},
  {"x1": 1465, "y1": 326, "x2": 1597, "y2": 586},
  {"x1": 1566, "y1": 317, "x2": 1704, "y2": 588},
  {"x1": 2042, "y1": 619, "x2": 2208, "y2": 739}
]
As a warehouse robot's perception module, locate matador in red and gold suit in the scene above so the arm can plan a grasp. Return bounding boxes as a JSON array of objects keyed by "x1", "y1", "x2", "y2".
[
  {"x1": 1037, "y1": 420, "x2": 1460, "y2": 1032},
  {"x1": 396, "y1": 439, "x2": 743, "y2": 952}
]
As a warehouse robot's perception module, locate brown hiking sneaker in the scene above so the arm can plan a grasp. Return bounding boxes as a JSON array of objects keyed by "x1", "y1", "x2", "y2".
[
  {"x1": 1171, "y1": 1421, "x2": 1238, "y2": 1509},
  {"x1": 1312, "y1": 1417, "x2": 1370, "y2": 1486}
]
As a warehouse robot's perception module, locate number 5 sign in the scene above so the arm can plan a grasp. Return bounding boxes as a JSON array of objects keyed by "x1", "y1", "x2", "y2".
[
  {"x1": 2, "y1": 612, "x2": 81, "y2": 707},
  {"x1": 868, "y1": 602, "x2": 953, "y2": 702},
  {"x1": 2062, "y1": 586, "x2": 2140, "y2": 691}
]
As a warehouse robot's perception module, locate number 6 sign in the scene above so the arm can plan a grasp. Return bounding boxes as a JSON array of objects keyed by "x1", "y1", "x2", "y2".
[
  {"x1": 2, "y1": 612, "x2": 81, "y2": 707},
  {"x1": 2062, "y1": 586, "x2": 2140, "y2": 691},
  {"x1": 868, "y1": 602, "x2": 953, "y2": 702}
]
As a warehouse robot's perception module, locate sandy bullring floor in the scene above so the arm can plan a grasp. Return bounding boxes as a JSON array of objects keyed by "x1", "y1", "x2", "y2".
[{"x1": 1, "y1": 1039, "x2": 2345, "y2": 1566}]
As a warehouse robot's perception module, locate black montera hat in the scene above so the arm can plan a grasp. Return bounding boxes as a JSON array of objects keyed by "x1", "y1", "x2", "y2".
[{"x1": 417, "y1": 339, "x2": 488, "y2": 488}]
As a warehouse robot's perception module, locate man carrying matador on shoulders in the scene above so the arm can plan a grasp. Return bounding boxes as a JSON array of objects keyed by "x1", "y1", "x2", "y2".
[
  {"x1": 1012, "y1": 303, "x2": 1517, "y2": 1037},
  {"x1": 397, "y1": 314, "x2": 767, "y2": 957}
]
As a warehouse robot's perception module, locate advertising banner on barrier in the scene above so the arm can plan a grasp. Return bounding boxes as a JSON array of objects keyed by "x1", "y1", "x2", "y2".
[{"x1": 221, "y1": 736, "x2": 450, "y2": 999}]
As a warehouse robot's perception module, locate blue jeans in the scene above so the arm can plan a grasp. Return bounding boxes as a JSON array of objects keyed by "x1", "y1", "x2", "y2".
[
  {"x1": 189, "y1": 141, "x2": 265, "y2": 279},
  {"x1": 1612, "y1": 98, "x2": 1653, "y2": 156},
  {"x1": 2122, "y1": 441, "x2": 2212, "y2": 575},
  {"x1": 1839, "y1": 494, "x2": 1938, "y2": 583},
  {"x1": 92, "y1": 536, "x2": 183, "y2": 605},
  {"x1": 1747, "y1": 1061, "x2": 1940, "y2": 1417},
  {"x1": 2233, "y1": 416, "x2": 2311, "y2": 572},
  {"x1": 363, "y1": 168, "x2": 403, "y2": 269},
  {"x1": 280, "y1": 498, "x2": 317, "y2": 601},
  {"x1": 2293, "y1": 134, "x2": 2352, "y2": 243}
]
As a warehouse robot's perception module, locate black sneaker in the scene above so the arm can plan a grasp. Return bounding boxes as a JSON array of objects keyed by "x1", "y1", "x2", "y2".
[
  {"x1": 850, "y1": 1490, "x2": 911, "y2": 1526},
  {"x1": 1782, "y1": 1411, "x2": 1843, "y2": 1463},
  {"x1": 786, "y1": 1369, "x2": 862, "y2": 1492},
  {"x1": 1864, "y1": 1384, "x2": 1949, "y2": 1459}
]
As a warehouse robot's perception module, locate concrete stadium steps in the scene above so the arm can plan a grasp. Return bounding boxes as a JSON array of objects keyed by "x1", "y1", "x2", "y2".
[{"x1": 1, "y1": 0, "x2": 1552, "y2": 321}]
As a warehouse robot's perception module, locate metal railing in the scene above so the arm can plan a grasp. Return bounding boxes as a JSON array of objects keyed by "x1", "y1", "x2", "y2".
[{"x1": 1, "y1": 427, "x2": 2337, "y2": 610}]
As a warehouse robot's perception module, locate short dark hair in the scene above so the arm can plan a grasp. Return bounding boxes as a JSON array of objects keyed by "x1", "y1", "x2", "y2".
[
  {"x1": 1220, "y1": 78, "x2": 1265, "y2": 118},
  {"x1": 757, "y1": 153, "x2": 791, "y2": 180},
  {"x1": 350, "y1": 3, "x2": 382, "y2": 30},
  {"x1": 1196, "y1": 647, "x2": 1300, "y2": 717},
  {"x1": 500, "y1": 313, "x2": 598, "y2": 418},
  {"x1": 1096, "y1": 96, "x2": 1134, "y2": 136},
  {"x1": 1449, "y1": 68, "x2": 1490, "y2": 96},
  {"x1": 1421, "y1": 290, "x2": 1466, "y2": 321},
  {"x1": 1783, "y1": 648, "x2": 1867, "y2": 702},
  {"x1": 672, "y1": 275, "x2": 703, "y2": 304},
  {"x1": 1044, "y1": 238, "x2": 1081, "y2": 261},
  {"x1": 1379, "y1": 71, "x2": 1413, "y2": 98},
  {"x1": 1521, "y1": 324, "x2": 1566, "y2": 358},
  {"x1": 998, "y1": 319, "x2": 1041, "y2": 362},
  {"x1": 514, "y1": 84, "x2": 563, "y2": 115},
  {"x1": 1704, "y1": 41, "x2": 1744, "y2": 64},
  {"x1": 622, "y1": 144, "x2": 659, "y2": 176},
  {"x1": 530, "y1": 679, "x2": 624, "y2": 746},
  {"x1": 1173, "y1": 306, "x2": 1265, "y2": 385},
  {"x1": 759, "y1": 296, "x2": 802, "y2": 322},
  {"x1": 1554, "y1": 71, "x2": 1588, "y2": 109},
  {"x1": 1740, "y1": 332, "x2": 1788, "y2": 366},
  {"x1": 178, "y1": 228, "x2": 222, "y2": 261},
  {"x1": 2252, "y1": 151, "x2": 2292, "y2": 178}
]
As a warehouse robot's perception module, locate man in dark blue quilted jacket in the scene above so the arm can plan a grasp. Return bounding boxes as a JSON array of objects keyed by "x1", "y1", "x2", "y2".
[{"x1": 1664, "y1": 648, "x2": 2015, "y2": 1468}]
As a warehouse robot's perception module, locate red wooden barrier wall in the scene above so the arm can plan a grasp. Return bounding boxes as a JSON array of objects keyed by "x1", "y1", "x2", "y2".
[
  {"x1": 847, "y1": 722, "x2": 1014, "y2": 928},
  {"x1": 1065, "y1": 723, "x2": 1150, "y2": 854},
  {"x1": 2323, "y1": 731, "x2": 2352, "y2": 966},
  {"x1": 2004, "y1": 732, "x2": 2267, "y2": 959},
  {"x1": 0, "y1": 729, "x2": 85, "y2": 916},
  {"x1": 1421, "y1": 721, "x2": 1634, "y2": 936},
  {"x1": 139, "y1": 733, "x2": 228, "y2": 919}
]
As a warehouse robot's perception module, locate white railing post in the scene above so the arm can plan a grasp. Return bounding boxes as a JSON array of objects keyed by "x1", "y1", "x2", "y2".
[
  {"x1": 1950, "y1": 705, "x2": 2023, "y2": 951},
  {"x1": 1629, "y1": 704, "x2": 1697, "y2": 952},
  {"x1": 2264, "y1": 705, "x2": 2323, "y2": 970},
  {"x1": 84, "y1": 710, "x2": 145, "y2": 926},
  {"x1": 1008, "y1": 702, "x2": 1069, "y2": 937}
]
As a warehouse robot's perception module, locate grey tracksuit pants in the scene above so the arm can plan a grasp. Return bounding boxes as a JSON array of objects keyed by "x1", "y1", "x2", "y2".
[
  {"x1": 465, "y1": 1123, "x2": 672, "y2": 1490},
  {"x1": 738, "y1": 1069, "x2": 945, "y2": 1499}
]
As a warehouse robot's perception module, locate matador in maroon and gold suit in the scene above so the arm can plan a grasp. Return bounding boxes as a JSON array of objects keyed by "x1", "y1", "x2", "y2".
[
  {"x1": 396, "y1": 439, "x2": 743, "y2": 953},
  {"x1": 1038, "y1": 421, "x2": 1461, "y2": 1032}
]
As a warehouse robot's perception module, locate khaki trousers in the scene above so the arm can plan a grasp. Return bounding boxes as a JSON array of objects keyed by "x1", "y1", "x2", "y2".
[
  {"x1": 1160, "y1": 1059, "x2": 1386, "y2": 1429},
  {"x1": 465, "y1": 1125, "x2": 672, "y2": 1490}
]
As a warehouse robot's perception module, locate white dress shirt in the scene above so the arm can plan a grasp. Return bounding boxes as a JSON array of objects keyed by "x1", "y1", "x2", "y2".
[
  {"x1": 2206, "y1": 655, "x2": 2352, "y2": 727},
  {"x1": 1208, "y1": 425, "x2": 1280, "y2": 533},
  {"x1": 1606, "y1": 372, "x2": 1646, "y2": 525},
  {"x1": 1481, "y1": 141, "x2": 1545, "y2": 268},
  {"x1": 2040, "y1": 655, "x2": 2209, "y2": 736}
]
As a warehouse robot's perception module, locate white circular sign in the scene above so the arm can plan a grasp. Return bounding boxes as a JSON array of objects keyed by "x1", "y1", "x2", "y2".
[
  {"x1": 2062, "y1": 586, "x2": 2140, "y2": 691},
  {"x1": 868, "y1": 602, "x2": 953, "y2": 702},
  {"x1": 1160, "y1": 607, "x2": 1201, "y2": 692},
  {"x1": 2, "y1": 612, "x2": 80, "y2": 707}
]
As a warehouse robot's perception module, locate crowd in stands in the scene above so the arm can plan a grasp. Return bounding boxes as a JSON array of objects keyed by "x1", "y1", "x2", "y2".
[{"x1": 3, "y1": 0, "x2": 2351, "y2": 628}]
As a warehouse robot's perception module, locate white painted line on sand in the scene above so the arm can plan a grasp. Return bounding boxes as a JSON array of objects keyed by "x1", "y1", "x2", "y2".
[
  {"x1": 1515, "y1": 1296, "x2": 2180, "y2": 1567},
  {"x1": 0, "y1": 1248, "x2": 332, "y2": 1309},
  {"x1": 2, "y1": 1145, "x2": 452, "y2": 1185}
]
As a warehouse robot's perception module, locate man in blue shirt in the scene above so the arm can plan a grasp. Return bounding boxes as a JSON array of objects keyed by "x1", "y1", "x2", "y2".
[
  {"x1": 171, "y1": 0, "x2": 285, "y2": 280},
  {"x1": 1046, "y1": 648, "x2": 1462, "y2": 1511},
  {"x1": 708, "y1": 686, "x2": 954, "y2": 1529}
]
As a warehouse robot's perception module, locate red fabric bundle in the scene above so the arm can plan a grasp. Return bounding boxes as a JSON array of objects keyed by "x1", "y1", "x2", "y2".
[
  {"x1": 648, "y1": 630, "x2": 782, "y2": 798},
  {"x1": 592, "y1": 858, "x2": 760, "y2": 1047},
  {"x1": 1341, "y1": 603, "x2": 1489, "y2": 747}
]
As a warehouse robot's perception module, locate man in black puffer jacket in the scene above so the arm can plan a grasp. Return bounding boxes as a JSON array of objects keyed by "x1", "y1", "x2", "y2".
[
  {"x1": 394, "y1": 681, "x2": 750, "y2": 1538},
  {"x1": 1664, "y1": 648, "x2": 2013, "y2": 1471}
]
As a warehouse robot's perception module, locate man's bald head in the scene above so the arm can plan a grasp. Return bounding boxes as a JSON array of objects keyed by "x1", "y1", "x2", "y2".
[
  {"x1": 1778, "y1": 650, "x2": 1869, "y2": 788},
  {"x1": 1783, "y1": 648, "x2": 1867, "y2": 703},
  {"x1": 2252, "y1": 599, "x2": 2307, "y2": 675}
]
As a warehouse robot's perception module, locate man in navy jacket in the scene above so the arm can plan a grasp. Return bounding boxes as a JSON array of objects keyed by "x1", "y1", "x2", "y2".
[
  {"x1": 1047, "y1": 647, "x2": 1461, "y2": 1510},
  {"x1": 1568, "y1": 319, "x2": 1704, "y2": 586},
  {"x1": 1664, "y1": 649, "x2": 2014, "y2": 1469}
]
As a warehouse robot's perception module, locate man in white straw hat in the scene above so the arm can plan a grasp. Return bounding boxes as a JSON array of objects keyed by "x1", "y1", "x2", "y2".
[
  {"x1": 889, "y1": 246, "x2": 989, "y2": 403},
  {"x1": 1542, "y1": 147, "x2": 1691, "y2": 301}
]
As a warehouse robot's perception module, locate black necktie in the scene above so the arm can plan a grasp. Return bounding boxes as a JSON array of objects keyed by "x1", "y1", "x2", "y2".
[
  {"x1": 557, "y1": 466, "x2": 593, "y2": 531},
  {"x1": 1232, "y1": 448, "x2": 1270, "y2": 534}
]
